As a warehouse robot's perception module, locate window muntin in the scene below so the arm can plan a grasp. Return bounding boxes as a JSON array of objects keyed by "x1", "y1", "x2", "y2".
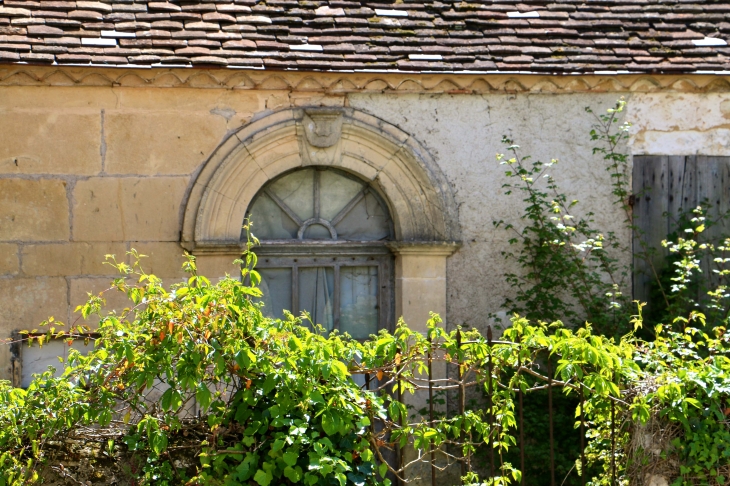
[
  {"x1": 248, "y1": 168, "x2": 394, "y2": 337},
  {"x1": 247, "y1": 167, "x2": 392, "y2": 242}
]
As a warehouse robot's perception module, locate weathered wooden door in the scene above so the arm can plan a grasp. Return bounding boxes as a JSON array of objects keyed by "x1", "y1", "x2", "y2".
[{"x1": 633, "y1": 155, "x2": 730, "y2": 304}]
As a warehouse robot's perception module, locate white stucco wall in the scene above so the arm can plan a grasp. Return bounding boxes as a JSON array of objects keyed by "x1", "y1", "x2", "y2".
[
  {"x1": 628, "y1": 93, "x2": 730, "y2": 156},
  {"x1": 348, "y1": 91, "x2": 730, "y2": 330}
]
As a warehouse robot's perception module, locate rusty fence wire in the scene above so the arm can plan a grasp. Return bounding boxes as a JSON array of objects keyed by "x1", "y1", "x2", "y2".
[{"x1": 353, "y1": 326, "x2": 624, "y2": 486}]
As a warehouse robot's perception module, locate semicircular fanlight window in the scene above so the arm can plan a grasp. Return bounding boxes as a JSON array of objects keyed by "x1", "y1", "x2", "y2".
[{"x1": 247, "y1": 168, "x2": 392, "y2": 241}]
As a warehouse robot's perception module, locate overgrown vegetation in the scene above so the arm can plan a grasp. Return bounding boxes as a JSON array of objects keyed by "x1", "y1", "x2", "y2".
[
  {"x1": 2, "y1": 99, "x2": 729, "y2": 486},
  {"x1": 493, "y1": 100, "x2": 633, "y2": 338},
  {"x1": 0, "y1": 250, "x2": 640, "y2": 486},
  {"x1": 1, "y1": 241, "x2": 384, "y2": 486},
  {"x1": 493, "y1": 99, "x2": 730, "y2": 486}
]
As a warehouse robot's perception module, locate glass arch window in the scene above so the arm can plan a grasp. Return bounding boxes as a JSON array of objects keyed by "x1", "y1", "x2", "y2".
[{"x1": 247, "y1": 168, "x2": 394, "y2": 339}]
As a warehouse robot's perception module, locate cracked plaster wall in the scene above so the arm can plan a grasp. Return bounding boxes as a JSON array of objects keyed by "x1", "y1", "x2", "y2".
[
  {"x1": 0, "y1": 80, "x2": 728, "y2": 381},
  {"x1": 348, "y1": 91, "x2": 730, "y2": 330}
]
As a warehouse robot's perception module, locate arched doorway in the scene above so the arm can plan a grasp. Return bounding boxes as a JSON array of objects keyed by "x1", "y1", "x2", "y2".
[{"x1": 181, "y1": 107, "x2": 461, "y2": 335}]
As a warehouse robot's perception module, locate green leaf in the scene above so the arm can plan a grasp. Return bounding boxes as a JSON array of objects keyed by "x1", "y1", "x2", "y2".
[
  {"x1": 235, "y1": 349, "x2": 251, "y2": 369},
  {"x1": 283, "y1": 451, "x2": 298, "y2": 467},
  {"x1": 272, "y1": 438, "x2": 285, "y2": 452},
  {"x1": 254, "y1": 468, "x2": 273, "y2": 486},
  {"x1": 150, "y1": 431, "x2": 168, "y2": 456},
  {"x1": 321, "y1": 411, "x2": 338, "y2": 436},
  {"x1": 263, "y1": 375, "x2": 276, "y2": 395},
  {"x1": 196, "y1": 383, "x2": 212, "y2": 411},
  {"x1": 160, "y1": 388, "x2": 173, "y2": 411},
  {"x1": 331, "y1": 360, "x2": 349, "y2": 378},
  {"x1": 284, "y1": 466, "x2": 303, "y2": 483}
]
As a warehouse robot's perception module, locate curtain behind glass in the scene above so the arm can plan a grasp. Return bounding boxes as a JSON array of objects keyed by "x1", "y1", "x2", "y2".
[
  {"x1": 340, "y1": 266, "x2": 379, "y2": 339},
  {"x1": 257, "y1": 268, "x2": 292, "y2": 321},
  {"x1": 298, "y1": 267, "x2": 334, "y2": 331}
]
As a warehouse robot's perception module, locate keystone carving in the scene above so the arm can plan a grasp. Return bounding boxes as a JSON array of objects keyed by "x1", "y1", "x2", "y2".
[{"x1": 302, "y1": 108, "x2": 343, "y2": 148}]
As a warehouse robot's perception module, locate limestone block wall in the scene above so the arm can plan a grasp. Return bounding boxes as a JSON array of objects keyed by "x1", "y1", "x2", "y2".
[
  {"x1": 0, "y1": 66, "x2": 727, "y2": 381},
  {"x1": 0, "y1": 85, "x2": 270, "y2": 379}
]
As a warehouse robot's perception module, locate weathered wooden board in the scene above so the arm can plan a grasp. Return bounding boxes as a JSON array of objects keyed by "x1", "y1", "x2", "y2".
[{"x1": 633, "y1": 155, "x2": 730, "y2": 305}]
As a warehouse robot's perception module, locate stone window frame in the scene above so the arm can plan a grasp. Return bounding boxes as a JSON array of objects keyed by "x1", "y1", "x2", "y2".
[
  {"x1": 247, "y1": 165, "x2": 396, "y2": 335},
  {"x1": 181, "y1": 107, "x2": 462, "y2": 338}
]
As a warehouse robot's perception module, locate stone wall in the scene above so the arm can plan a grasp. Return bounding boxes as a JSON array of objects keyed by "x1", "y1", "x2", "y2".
[
  {"x1": 1, "y1": 66, "x2": 728, "y2": 381},
  {"x1": 0, "y1": 84, "x2": 270, "y2": 379}
]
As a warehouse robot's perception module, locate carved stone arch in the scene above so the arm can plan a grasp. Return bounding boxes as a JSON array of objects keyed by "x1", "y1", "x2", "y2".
[
  {"x1": 181, "y1": 107, "x2": 461, "y2": 251},
  {"x1": 183, "y1": 109, "x2": 459, "y2": 411}
]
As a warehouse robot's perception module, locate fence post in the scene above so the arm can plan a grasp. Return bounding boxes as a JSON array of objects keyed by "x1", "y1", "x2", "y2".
[
  {"x1": 396, "y1": 345, "x2": 404, "y2": 486},
  {"x1": 580, "y1": 383, "x2": 586, "y2": 486},
  {"x1": 457, "y1": 329, "x2": 466, "y2": 479},
  {"x1": 611, "y1": 372, "x2": 616, "y2": 486},
  {"x1": 517, "y1": 334, "x2": 525, "y2": 486},
  {"x1": 487, "y1": 326, "x2": 495, "y2": 478},
  {"x1": 548, "y1": 354, "x2": 556, "y2": 486},
  {"x1": 428, "y1": 334, "x2": 436, "y2": 486}
]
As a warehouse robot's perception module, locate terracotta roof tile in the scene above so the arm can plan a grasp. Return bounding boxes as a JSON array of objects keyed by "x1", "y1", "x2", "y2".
[
  {"x1": 20, "y1": 50, "x2": 51, "y2": 59},
  {"x1": 0, "y1": 0, "x2": 725, "y2": 72},
  {"x1": 148, "y1": 2, "x2": 181, "y2": 12}
]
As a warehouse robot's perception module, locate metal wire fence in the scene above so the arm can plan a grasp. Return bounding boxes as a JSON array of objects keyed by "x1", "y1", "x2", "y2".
[{"x1": 354, "y1": 326, "x2": 623, "y2": 486}]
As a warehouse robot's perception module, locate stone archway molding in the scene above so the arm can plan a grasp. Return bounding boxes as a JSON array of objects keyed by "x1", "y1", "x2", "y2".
[{"x1": 181, "y1": 107, "x2": 461, "y2": 251}]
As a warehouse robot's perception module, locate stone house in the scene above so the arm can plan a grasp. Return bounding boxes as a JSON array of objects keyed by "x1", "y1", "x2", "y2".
[{"x1": 0, "y1": 0, "x2": 729, "y2": 385}]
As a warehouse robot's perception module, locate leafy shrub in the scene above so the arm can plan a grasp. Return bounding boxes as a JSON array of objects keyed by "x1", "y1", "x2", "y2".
[
  {"x1": 493, "y1": 98, "x2": 730, "y2": 486},
  {"x1": 630, "y1": 314, "x2": 730, "y2": 486},
  {"x1": 0, "y1": 244, "x2": 386, "y2": 486},
  {"x1": 493, "y1": 99, "x2": 633, "y2": 338},
  {"x1": 0, "y1": 248, "x2": 641, "y2": 486}
]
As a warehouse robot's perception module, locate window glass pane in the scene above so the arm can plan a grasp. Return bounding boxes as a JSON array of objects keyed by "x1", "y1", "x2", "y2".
[
  {"x1": 269, "y1": 168, "x2": 314, "y2": 221},
  {"x1": 248, "y1": 193, "x2": 299, "y2": 239},
  {"x1": 335, "y1": 192, "x2": 391, "y2": 241},
  {"x1": 299, "y1": 267, "x2": 334, "y2": 331},
  {"x1": 340, "y1": 266, "x2": 379, "y2": 339},
  {"x1": 258, "y1": 268, "x2": 292, "y2": 321},
  {"x1": 304, "y1": 223, "x2": 333, "y2": 240},
  {"x1": 319, "y1": 170, "x2": 364, "y2": 220},
  {"x1": 248, "y1": 168, "x2": 394, "y2": 242},
  {"x1": 21, "y1": 339, "x2": 94, "y2": 388}
]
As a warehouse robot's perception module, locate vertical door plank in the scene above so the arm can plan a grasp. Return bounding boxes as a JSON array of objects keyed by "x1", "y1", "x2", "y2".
[
  {"x1": 700, "y1": 157, "x2": 730, "y2": 290},
  {"x1": 634, "y1": 156, "x2": 669, "y2": 304},
  {"x1": 718, "y1": 157, "x2": 730, "y2": 235},
  {"x1": 632, "y1": 155, "x2": 648, "y2": 302},
  {"x1": 718, "y1": 157, "x2": 730, "y2": 292},
  {"x1": 667, "y1": 156, "x2": 692, "y2": 234}
]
